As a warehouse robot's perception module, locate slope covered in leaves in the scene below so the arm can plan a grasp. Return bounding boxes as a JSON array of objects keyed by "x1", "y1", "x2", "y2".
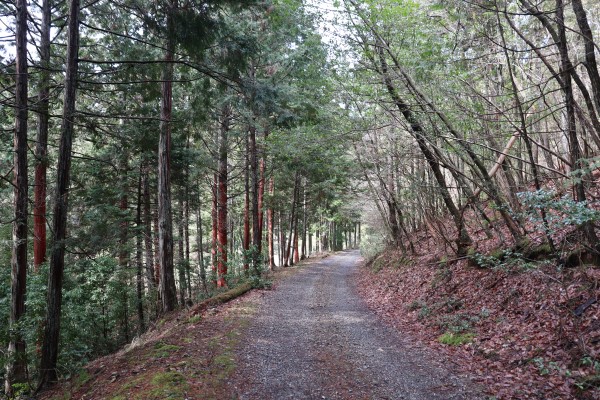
[{"x1": 357, "y1": 236, "x2": 600, "y2": 399}]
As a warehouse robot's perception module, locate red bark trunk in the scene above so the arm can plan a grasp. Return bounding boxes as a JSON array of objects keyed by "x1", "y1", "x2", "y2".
[{"x1": 217, "y1": 106, "x2": 230, "y2": 287}]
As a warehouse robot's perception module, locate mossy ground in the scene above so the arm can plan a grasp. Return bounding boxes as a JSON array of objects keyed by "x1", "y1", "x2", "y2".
[{"x1": 39, "y1": 292, "x2": 260, "y2": 400}]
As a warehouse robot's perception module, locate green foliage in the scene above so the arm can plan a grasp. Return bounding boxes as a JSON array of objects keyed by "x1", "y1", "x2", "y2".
[
  {"x1": 152, "y1": 342, "x2": 181, "y2": 359},
  {"x1": 468, "y1": 248, "x2": 531, "y2": 271},
  {"x1": 438, "y1": 332, "x2": 474, "y2": 346},
  {"x1": 518, "y1": 190, "x2": 600, "y2": 229},
  {"x1": 532, "y1": 357, "x2": 561, "y2": 376}
]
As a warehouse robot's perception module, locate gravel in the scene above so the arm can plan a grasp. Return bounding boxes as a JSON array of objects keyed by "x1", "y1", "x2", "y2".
[{"x1": 232, "y1": 250, "x2": 484, "y2": 400}]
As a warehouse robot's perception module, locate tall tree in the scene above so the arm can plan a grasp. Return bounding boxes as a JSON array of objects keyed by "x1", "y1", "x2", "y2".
[
  {"x1": 38, "y1": 0, "x2": 80, "y2": 387},
  {"x1": 157, "y1": 0, "x2": 178, "y2": 312},
  {"x1": 217, "y1": 104, "x2": 231, "y2": 287},
  {"x1": 33, "y1": 0, "x2": 51, "y2": 270},
  {"x1": 6, "y1": 0, "x2": 29, "y2": 393}
]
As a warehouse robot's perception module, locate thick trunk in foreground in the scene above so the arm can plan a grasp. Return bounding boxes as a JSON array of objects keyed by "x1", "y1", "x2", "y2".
[
  {"x1": 6, "y1": 0, "x2": 29, "y2": 392},
  {"x1": 157, "y1": 0, "x2": 178, "y2": 312},
  {"x1": 39, "y1": 0, "x2": 80, "y2": 387}
]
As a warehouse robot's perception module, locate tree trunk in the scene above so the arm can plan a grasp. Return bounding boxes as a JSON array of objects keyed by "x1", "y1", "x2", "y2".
[
  {"x1": 376, "y1": 46, "x2": 472, "y2": 255},
  {"x1": 249, "y1": 125, "x2": 260, "y2": 274},
  {"x1": 571, "y1": 0, "x2": 600, "y2": 116},
  {"x1": 217, "y1": 105, "x2": 231, "y2": 287},
  {"x1": 118, "y1": 152, "x2": 130, "y2": 343},
  {"x1": 136, "y1": 168, "x2": 146, "y2": 334},
  {"x1": 257, "y1": 132, "x2": 267, "y2": 253},
  {"x1": 33, "y1": 0, "x2": 51, "y2": 271},
  {"x1": 243, "y1": 134, "x2": 251, "y2": 274},
  {"x1": 556, "y1": 0, "x2": 599, "y2": 247},
  {"x1": 6, "y1": 0, "x2": 29, "y2": 392},
  {"x1": 196, "y1": 186, "x2": 207, "y2": 294},
  {"x1": 38, "y1": 0, "x2": 80, "y2": 387},
  {"x1": 211, "y1": 173, "x2": 218, "y2": 285},
  {"x1": 267, "y1": 177, "x2": 275, "y2": 270},
  {"x1": 178, "y1": 197, "x2": 186, "y2": 305},
  {"x1": 157, "y1": 0, "x2": 178, "y2": 312},
  {"x1": 142, "y1": 163, "x2": 155, "y2": 291}
]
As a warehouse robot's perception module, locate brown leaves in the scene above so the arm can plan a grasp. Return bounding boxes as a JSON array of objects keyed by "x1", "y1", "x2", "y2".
[{"x1": 356, "y1": 246, "x2": 600, "y2": 399}]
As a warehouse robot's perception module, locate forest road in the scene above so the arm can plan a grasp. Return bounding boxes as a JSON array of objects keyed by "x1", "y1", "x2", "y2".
[{"x1": 231, "y1": 250, "x2": 483, "y2": 400}]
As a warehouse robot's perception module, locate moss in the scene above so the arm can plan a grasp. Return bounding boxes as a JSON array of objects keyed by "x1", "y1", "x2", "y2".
[
  {"x1": 147, "y1": 372, "x2": 190, "y2": 399},
  {"x1": 72, "y1": 369, "x2": 91, "y2": 391},
  {"x1": 152, "y1": 341, "x2": 181, "y2": 358},
  {"x1": 438, "y1": 332, "x2": 475, "y2": 346},
  {"x1": 188, "y1": 315, "x2": 202, "y2": 324}
]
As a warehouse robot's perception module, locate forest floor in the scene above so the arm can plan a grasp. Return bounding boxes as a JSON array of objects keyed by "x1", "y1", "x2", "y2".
[
  {"x1": 359, "y1": 244, "x2": 600, "y2": 400},
  {"x1": 38, "y1": 251, "x2": 482, "y2": 400}
]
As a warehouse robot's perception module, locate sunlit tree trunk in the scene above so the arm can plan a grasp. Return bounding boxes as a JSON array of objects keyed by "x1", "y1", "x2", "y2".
[{"x1": 157, "y1": 0, "x2": 178, "y2": 312}]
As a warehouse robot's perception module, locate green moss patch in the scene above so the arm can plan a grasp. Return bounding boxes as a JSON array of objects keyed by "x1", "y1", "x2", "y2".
[{"x1": 438, "y1": 332, "x2": 475, "y2": 346}]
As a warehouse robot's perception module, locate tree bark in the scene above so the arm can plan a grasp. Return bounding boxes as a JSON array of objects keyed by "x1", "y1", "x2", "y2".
[
  {"x1": 243, "y1": 133, "x2": 251, "y2": 273},
  {"x1": 556, "y1": 0, "x2": 599, "y2": 247},
  {"x1": 571, "y1": 0, "x2": 600, "y2": 116},
  {"x1": 6, "y1": 0, "x2": 29, "y2": 392},
  {"x1": 39, "y1": 0, "x2": 80, "y2": 387},
  {"x1": 217, "y1": 105, "x2": 231, "y2": 287},
  {"x1": 136, "y1": 168, "x2": 146, "y2": 334},
  {"x1": 267, "y1": 176, "x2": 275, "y2": 269},
  {"x1": 376, "y1": 46, "x2": 472, "y2": 255},
  {"x1": 249, "y1": 125, "x2": 260, "y2": 274},
  {"x1": 211, "y1": 173, "x2": 218, "y2": 285},
  {"x1": 33, "y1": 0, "x2": 51, "y2": 271},
  {"x1": 142, "y1": 163, "x2": 155, "y2": 290},
  {"x1": 157, "y1": 0, "x2": 178, "y2": 312},
  {"x1": 196, "y1": 185, "x2": 207, "y2": 294}
]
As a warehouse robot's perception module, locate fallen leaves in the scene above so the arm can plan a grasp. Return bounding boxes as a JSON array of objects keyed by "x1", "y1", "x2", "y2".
[{"x1": 356, "y1": 246, "x2": 600, "y2": 399}]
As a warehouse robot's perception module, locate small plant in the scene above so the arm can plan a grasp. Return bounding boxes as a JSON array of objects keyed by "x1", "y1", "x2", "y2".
[
  {"x1": 532, "y1": 357, "x2": 561, "y2": 376},
  {"x1": 152, "y1": 342, "x2": 181, "y2": 358},
  {"x1": 479, "y1": 307, "x2": 491, "y2": 318},
  {"x1": 431, "y1": 266, "x2": 452, "y2": 289},
  {"x1": 417, "y1": 304, "x2": 431, "y2": 320},
  {"x1": 436, "y1": 312, "x2": 477, "y2": 333},
  {"x1": 407, "y1": 300, "x2": 425, "y2": 312},
  {"x1": 187, "y1": 315, "x2": 202, "y2": 324},
  {"x1": 438, "y1": 332, "x2": 474, "y2": 346}
]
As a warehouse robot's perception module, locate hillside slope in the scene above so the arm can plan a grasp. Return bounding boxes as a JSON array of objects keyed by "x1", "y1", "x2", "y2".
[{"x1": 357, "y1": 247, "x2": 600, "y2": 399}]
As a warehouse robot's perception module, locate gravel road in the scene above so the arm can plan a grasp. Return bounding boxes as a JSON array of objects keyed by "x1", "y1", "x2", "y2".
[{"x1": 233, "y1": 250, "x2": 483, "y2": 400}]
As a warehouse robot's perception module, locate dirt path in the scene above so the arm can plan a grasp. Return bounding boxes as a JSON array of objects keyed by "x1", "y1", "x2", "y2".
[{"x1": 232, "y1": 250, "x2": 482, "y2": 400}]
